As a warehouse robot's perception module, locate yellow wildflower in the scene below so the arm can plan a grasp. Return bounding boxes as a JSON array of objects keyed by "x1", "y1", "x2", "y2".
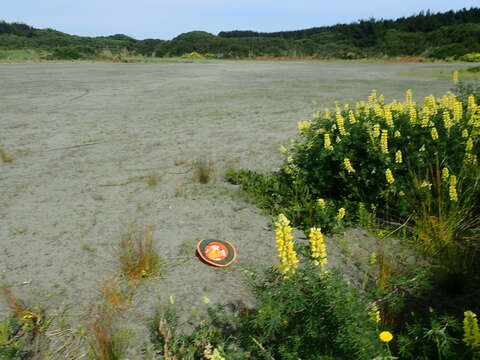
[
  {"x1": 369, "y1": 252, "x2": 377, "y2": 265},
  {"x1": 309, "y1": 227, "x2": 328, "y2": 270},
  {"x1": 336, "y1": 111, "x2": 348, "y2": 135},
  {"x1": 380, "y1": 129, "x2": 389, "y2": 154},
  {"x1": 297, "y1": 121, "x2": 311, "y2": 133},
  {"x1": 344, "y1": 103, "x2": 350, "y2": 111},
  {"x1": 348, "y1": 111, "x2": 356, "y2": 124},
  {"x1": 465, "y1": 153, "x2": 478, "y2": 165},
  {"x1": 202, "y1": 296, "x2": 211, "y2": 305},
  {"x1": 394, "y1": 130, "x2": 401, "y2": 138},
  {"x1": 399, "y1": 190, "x2": 405, "y2": 196},
  {"x1": 204, "y1": 343, "x2": 226, "y2": 360},
  {"x1": 343, "y1": 158, "x2": 355, "y2": 173},
  {"x1": 449, "y1": 175, "x2": 458, "y2": 201},
  {"x1": 279, "y1": 145, "x2": 288, "y2": 153},
  {"x1": 336, "y1": 207, "x2": 346, "y2": 220},
  {"x1": 324, "y1": 108, "x2": 331, "y2": 120},
  {"x1": 379, "y1": 95, "x2": 385, "y2": 105},
  {"x1": 421, "y1": 107, "x2": 431, "y2": 127},
  {"x1": 368, "y1": 89, "x2": 377, "y2": 103},
  {"x1": 442, "y1": 167, "x2": 450, "y2": 182},
  {"x1": 466, "y1": 138, "x2": 473, "y2": 152},
  {"x1": 443, "y1": 111, "x2": 453, "y2": 129},
  {"x1": 379, "y1": 331, "x2": 393, "y2": 343},
  {"x1": 420, "y1": 181, "x2": 432, "y2": 190},
  {"x1": 405, "y1": 89, "x2": 413, "y2": 104},
  {"x1": 368, "y1": 304, "x2": 381, "y2": 323},
  {"x1": 409, "y1": 106, "x2": 417, "y2": 125},
  {"x1": 431, "y1": 127, "x2": 439, "y2": 141},
  {"x1": 419, "y1": 144, "x2": 426, "y2": 152},
  {"x1": 463, "y1": 311, "x2": 480, "y2": 350},
  {"x1": 317, "y1": 198, "x2": 326, "y2": 209},
  {"x1": 324, "y1": 133, "x2": 333, "y2": 151},
  {"x1": 275, "y1": 214, "x2": 298, "y2": 278},
  {"x1": 384, "y1": 107, "x2": 393, "y2": 127},
  {"x1": 374, "y1": 103, "x2": 383, "y2": 118},
  {"x1": 385, "y1": 169, "x2": 395, "y2": 184},
  {"x1": 395, "y1": 150, "x2": 402, "y2": 164},
  {"x1": 453, "y1": 70, "x2": 459, "y2": 84},
  {"x1": 454, "y1": 102, "x2": 463, "y2": 122},
  {"x1": 373, "y1": 124, "x2": 380, "y2": 137}
]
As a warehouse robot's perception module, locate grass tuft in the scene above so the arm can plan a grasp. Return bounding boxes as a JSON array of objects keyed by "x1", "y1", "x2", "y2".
[
  {"x1": 88, "y1": 309, "x2": 125, "y2": 360},
  {"x1": 147, "y1": 169, "x2": 159, "y2": 187},
  {"x1": 193, "y1": 159, "x2": 215, "y2": 184},
  {"x1": 118, "y1": 225, "x2": 161, "y2": 280},
  {"x1": 0, "y1": 148, "x2": 14, "y2": 163}
]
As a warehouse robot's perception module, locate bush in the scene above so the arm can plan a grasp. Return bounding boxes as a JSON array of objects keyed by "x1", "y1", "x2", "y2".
[
  {"x1": 461, "y1": 53, "x2": 480, "y2": 62},
  {"x1": 229, "y1": 89, "x2": 480, "y2": 277},
  {"x1": 51, "y1": 46, "x2": 83, "y2": 60},
  {"x1": 151, "y1": 267, "x2": 387, "y2": 360}
]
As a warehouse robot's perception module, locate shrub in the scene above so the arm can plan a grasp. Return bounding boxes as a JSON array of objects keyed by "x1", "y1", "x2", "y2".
[
  {"x1": 193, "y1": 159, "x2": 215, "y2": 184},
  {"x1": 151, "y1": 266, "x2": 387, "y2": 360},
  {"x1": 231, "y1": 90, "x2": 480, "y2": 277},
  {"x1": 461, "y1": 53, "x2": 480, "y2": 62},
  {"x1": 51, "y1": 46, "x2": 83, "y2": 60}
]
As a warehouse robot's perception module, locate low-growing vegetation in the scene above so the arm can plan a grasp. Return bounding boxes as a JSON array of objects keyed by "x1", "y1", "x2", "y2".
[{"x1": 118, "y1": 225, "x2": 162, "y2": 281}]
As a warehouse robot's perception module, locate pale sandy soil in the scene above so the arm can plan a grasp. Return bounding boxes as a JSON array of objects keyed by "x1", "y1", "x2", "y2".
[{"x1": 0, "y1": 61, "x2": 464, "y2": 357}]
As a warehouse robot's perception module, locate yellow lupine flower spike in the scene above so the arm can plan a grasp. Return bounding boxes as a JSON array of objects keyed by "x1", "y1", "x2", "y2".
[
  {"x1": 395, "y1": 150, "x2": 402, "y2": 164},
  {"x1": 449, "y1": 175, "x2": 458, "y2": 201},
  {"x1": 309, "y1": 227, "x2": 328, "y2": 270},
  {"x1": 336, "y1": 208, "x2": 346, "y2": 220},
  {"x1": 274, "y1": 214, "x2": 298, "y2": 278},
  {"x1": 343, "y1": 158, "x2": 355, "y2": 173},
  {"x1": 453, "y1": 70, "x2": 459, "y2": 84},
  {"x1": 431, "y1": 127, "x2": 439, "y2": 141},
  {"x1": 442, "y1": 167, "x2": 449, "y2": 182},
  {"x1": 463, "y1": 311, "x2": 480, "y2": 350},
  {"x1": 380, "y1": 130, "x2": 389, "y2": 154},
  {"x1": 385, "y1": 169, "x2": 395, "y2": 184}
]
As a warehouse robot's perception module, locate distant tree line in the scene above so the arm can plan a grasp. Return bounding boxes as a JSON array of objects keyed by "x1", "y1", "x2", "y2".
[{"x1": 1, "y1": 7, "x2": 479, "y2": 60}]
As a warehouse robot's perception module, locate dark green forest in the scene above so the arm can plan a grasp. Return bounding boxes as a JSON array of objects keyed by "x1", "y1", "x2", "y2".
[{"x1": 1, "y1": 7, "x2": 479, "y2": 60}]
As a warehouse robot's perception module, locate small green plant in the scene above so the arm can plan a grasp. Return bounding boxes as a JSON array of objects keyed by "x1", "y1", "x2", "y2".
[
  {"x1": 147, "y1": 169, "x2": 159, "y2": 187},
  {"x1": 193, "y1": 159, "x2": 215, "y2": 184},
  {"x1": 0, "y1": 148, "x2": 13, "y2": 163},
  {"x1": 118, "y1": 225, "x2": 161, "y2": 280}
]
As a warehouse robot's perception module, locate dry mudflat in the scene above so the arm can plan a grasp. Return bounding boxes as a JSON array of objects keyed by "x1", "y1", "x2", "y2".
[{"x1": 0, "y1": 60, "x2": 467, "y2": 356}]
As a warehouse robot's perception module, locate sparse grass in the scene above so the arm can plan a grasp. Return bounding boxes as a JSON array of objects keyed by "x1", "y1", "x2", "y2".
[
  {"x1": 192, "y1": 158, "x2": 215, "y2": 184},
  {"x1": 118, "y1": 225, "x2": 161, "y2": 281},
  {"x1": 99, "y1": 279, "x2": 126, "y2": 311},
  {"x1": 0, "y1": 148, "x2": 14, "y2": 163},
  {"x1": 88, "y1": 308, "x2": 127, "y2": 360},
  {"x1": 147, "y1": 169, "x2": 159, "y2": 187}
]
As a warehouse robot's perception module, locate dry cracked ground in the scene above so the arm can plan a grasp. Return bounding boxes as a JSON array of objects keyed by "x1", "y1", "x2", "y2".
[{"x1": 0, "y1": 60, "x2": 467, "y2": 357}]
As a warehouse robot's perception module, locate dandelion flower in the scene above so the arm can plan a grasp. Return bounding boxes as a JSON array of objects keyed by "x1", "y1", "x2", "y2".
[{"x1": 379, "y1": 331, "x2": 393, "y2": 343}]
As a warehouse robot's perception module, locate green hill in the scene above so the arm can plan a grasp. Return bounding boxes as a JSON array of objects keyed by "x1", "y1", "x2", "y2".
[{"x1": 1, "y1": 7, "x2": 479, "y2": 60}]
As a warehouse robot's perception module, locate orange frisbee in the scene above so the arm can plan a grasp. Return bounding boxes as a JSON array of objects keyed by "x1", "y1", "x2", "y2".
[{"x1": 196, "y1": 238, "x2": 237, "y2": 267}]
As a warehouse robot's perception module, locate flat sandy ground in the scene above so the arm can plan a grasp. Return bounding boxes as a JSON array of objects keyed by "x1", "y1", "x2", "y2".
[{"x1": 0, "y1": 60, "x2": 469, "y2": 356}]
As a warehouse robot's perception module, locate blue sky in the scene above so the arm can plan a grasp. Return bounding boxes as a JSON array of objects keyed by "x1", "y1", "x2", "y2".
[{"x1": 2, "y1": 1, "x2": 478, "y2": 40}]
